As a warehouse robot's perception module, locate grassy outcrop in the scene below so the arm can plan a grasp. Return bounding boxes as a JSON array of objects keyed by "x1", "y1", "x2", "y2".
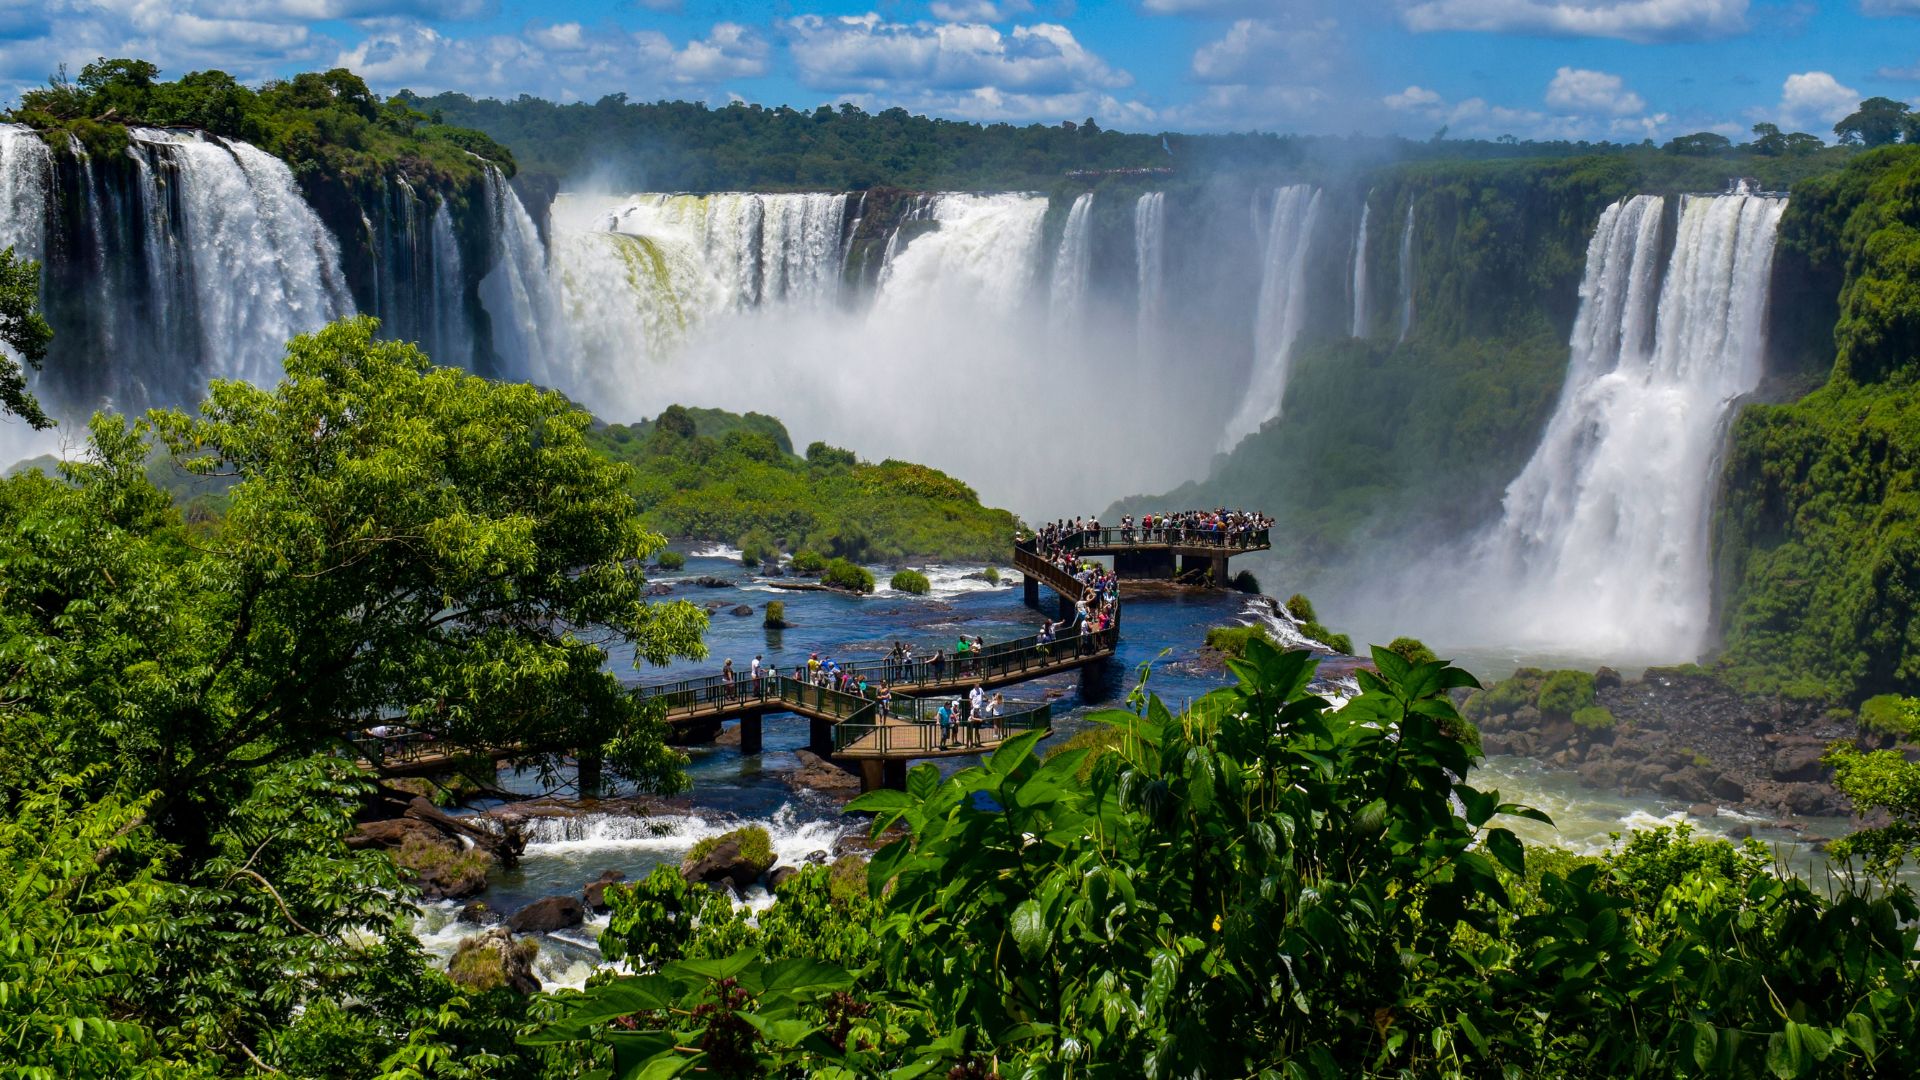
[{"x1": 586, "y1": 405, "x2": 1018, "y2": 563}]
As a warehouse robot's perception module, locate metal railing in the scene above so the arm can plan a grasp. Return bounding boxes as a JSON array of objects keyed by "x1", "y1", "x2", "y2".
[
  {"x1": 832, "y1": 700, "x2": 1053, "y2": 757},
  {"x1": 1027, "y1": 526, "x2": 1271, "y2": 552}
]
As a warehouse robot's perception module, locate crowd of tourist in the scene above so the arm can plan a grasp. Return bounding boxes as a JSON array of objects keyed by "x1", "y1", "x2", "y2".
[{"x1": 1031, "y1": 509, "x2": 1273, "y2": 551}]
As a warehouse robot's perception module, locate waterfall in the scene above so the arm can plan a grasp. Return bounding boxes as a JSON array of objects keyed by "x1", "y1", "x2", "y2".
[
  {"x1": 1048, "y1": 193, "x2": 1095, "y2": 336},
  {"x1": 427, "y1": 202, "x2": 472, "y2": 367},
  {"x1": 0, "y1": 125, "x2": 50, "y2": 261},
  {"x1": 478, "y1": 167, "x2": 569, "y2": 386},
  {"x1": 1134, "y1": 192, "x2": 1166, "y2": 348},
  {"x1": 1396, "y1": 203, "x2": 1415, "y2": 343},
  {"x1": 1470, "y1": 191, "x2": 1786, "y2": 660},
  {"x1": 870, "y1": 193, "x2": 1049, "y2": 313},
  {"x1": 1350, "y1": 196, "x2": 1371, "y2": 338},
  {"x1": 1223, "y1": 184, "x2": 1322, "y2": 450}
]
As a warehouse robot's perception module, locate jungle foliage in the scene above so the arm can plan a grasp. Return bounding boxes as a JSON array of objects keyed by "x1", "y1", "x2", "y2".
[
  {"x1": 530, "y1": 643, "x2": 1920, "y2": 1076},
  {"x1": 1716, "y1": 146, "x2": 1920, "y2": 702},
  {"x1": 9, "y1": 59, "x2": 514, "y2": 186},
  {"x1": 585, "y1": 405, "x2": 1019, "y2": 563}
]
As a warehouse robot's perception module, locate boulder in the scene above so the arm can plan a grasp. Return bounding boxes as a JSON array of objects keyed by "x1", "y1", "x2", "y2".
[
  {"x1": 761, "y1": 562, "x2": 785, "y2": 577},
  {"x1": 1687, "y1": 803, "x2": 1718, "y2": 819},
  {"x1": 1658, "y1": 767, "x2": 1712, "y2": 803},
  {"x1": 715, "y1": 724, "x2": 744, "y2": 747},
  {"x1": 782, "y1": 749, "x2": 862, "y2": 794},
  {"x1": 680, "y1": 838, "x2": 773, "y2": 891},
  {"x1": 457, "y1": 901, "x2": 494, "y2": 925},
  {"x1": 583, "y1": 869, "x2": 628, "y2": 913},
  {"x1": 1594, "y1": 666, "x2": 1623, "y2": 691},
  {"x1": 768, "y1": 866, "x2": 799, "y2": 891},
  {"x1": 731, "y1": 604, "x2": 755, "y2": 616},
  {"x1": 392, "y1": 834, "x2": 494, "y2": 900},
  {"x1": 1712, "y1": 773, "x2": 1749, "y2": 802},
  {"x1": 448, "y1": 927, "x2": 541, "y2": 995},
  {"x1": 507, "y1": 895, "x2": 586, "y2": 935},
  {"x1": 1770, "y1": 742, "x2": 1830, "y2": 783},
  {"x1": 695, "y1": 576, "x2": 733, "y2": 589},
  {"x1": 647, "y1": 582, "x2": 674, "y2": 596},
  {"x1": 1726, "y1": 823, "x2": 1755, "y2": 841},
  {"x1": 804, "y1": 849, "x2": 831, "y2": 866}
]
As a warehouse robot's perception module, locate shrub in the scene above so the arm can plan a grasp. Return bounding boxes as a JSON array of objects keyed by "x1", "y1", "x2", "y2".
[
  {"x1": 1386, "y1": 636, "x2": 1438, "y2": 667},
  {"x1": 763, "y1": 600, "x2": 788, "y2": 629},
  {"x1": 656, "y1": 549, "x2": 686, "y2": 571},
  {"x1": 1303, "y1": 620, "x2": 1351, "y2": 654},
  {"x1": 826, "y1": 855, "x2": 868, "y2": 904},
  {"x1": 1204, "y1": 624, "x2": 1274, "y2": 658},
  {"x1": 687, "y1": 825, "x2": 774, "y2": 869},
  {"x1": 1538, "y1": 669, "x2": 1597, "y2": 717},
  {"x1": 891, "y1": 569, "x2": 931, "y2": 595},
  {"x1": 1285, "y1": 593, "x2": 1317, "y2": 623},
  {"x1": 1572, "y1": 705, "x2": 1616, "y2": 731},
  {"x1": 1232, "y1": 570, "x2": 1261, "y2": 593},
  {"x1": 1047, "y1": 724, "x2": 1128, "y2": 780},
  {"x1": 739, "y1": 527, "x2": 778, "y2": 567},
  {"x1": 823, "y1": 558, "x2": 876, "y2": 594},
  {"x1": 446, "y1": 932, "x2": 538, "y2": 993},
  {"x1": 1859, "y1": 694, "x2": 1919, "y2": 737},
  {"x1": 982, "y1": 566, "x2": 1001, "y2": 585},
  {"x1": 790, "y1": 549, "x2": 827, "y2": 574},
  {"x1": 1483, "y1": 677, "x2": 1534, "y2": 715}
]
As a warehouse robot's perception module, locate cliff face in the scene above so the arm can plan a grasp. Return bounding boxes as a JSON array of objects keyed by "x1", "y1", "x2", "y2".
[{"x1": 1713, "y1": 146, "x2": 1920, "y2": 702}]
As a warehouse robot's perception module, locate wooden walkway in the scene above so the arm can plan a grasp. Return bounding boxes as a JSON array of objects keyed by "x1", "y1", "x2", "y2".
[{"x1": 359, "y1": 525, "x2": 1263, "y2": 789}]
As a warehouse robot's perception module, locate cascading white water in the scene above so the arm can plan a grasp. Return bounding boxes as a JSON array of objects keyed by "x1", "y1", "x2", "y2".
[
  {"x1": 1350, "y1": 196, "x2": 1371, "y2": 338},
  {"x1": 1464, "y1": 191, "x2": 1786, "y2": 660},
  {"x1": 1134, "y1": 192, "x2": 1166, "y2": 349},
  {"x1": 0, "y1": 124, "x2": 50, "y2": 261},
  {"x1": 1048, "y1": 192, "x2": 1095, "y2": 337},
  {"x1": 1396, "y1": 203, "x2": 1416, "y2": 343},
  {"x1": 478, "y1": 167, "x2": 570, "y2": 386},
  {"x1": 428, "y1": 202, "x2": 473, "y2": 367},
  {"x1": 1222, "y1": 184, "x2": 1322, "y2": 450},
  {"x1": 129, "y1": 128, "x2": 354, "y2": 388},
  {"x1": 870, "y1": 193, "x2": 1049, "y2": 313}
]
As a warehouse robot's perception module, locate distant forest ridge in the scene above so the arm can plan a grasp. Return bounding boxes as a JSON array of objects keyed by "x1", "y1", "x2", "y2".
[{"x1": 400, "y1": 87, "x2": 1865, "y2": 194}]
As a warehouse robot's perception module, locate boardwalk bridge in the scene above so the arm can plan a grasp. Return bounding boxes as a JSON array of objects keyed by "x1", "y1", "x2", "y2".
[{"x1": 362, "y1": 524, "x2": 1267, "y2": 791}]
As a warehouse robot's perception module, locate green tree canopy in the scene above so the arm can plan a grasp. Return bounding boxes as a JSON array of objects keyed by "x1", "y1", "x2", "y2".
[
  {"x1": 1835, "y1": 97, "x2": 1914, "y2": 148},
  {"x1": 0, "y1": 245, "x2": 54, "y2": 428},
  {"x1": 0, "y1": 316, "x2": 706, "y2": 851}
]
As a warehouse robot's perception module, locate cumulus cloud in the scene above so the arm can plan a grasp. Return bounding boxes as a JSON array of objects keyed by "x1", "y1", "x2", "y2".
[
  {"x1": 1191, "y1": 18, "x2": 1339, "y2": 84},
  {"x1": 333, "y1": 19, "x2": 769, "y2": 98},
  {"x1": 1545, "y1": 66, "x2": 1645, "y2": 114},
  {"x1": 1384, "y1": 84, "x2": 1443, "y2": 109},
  {"x1": 1761, "y1": 71, "x2": 1859, "y2": 131},
  {"x1": 1399, "y1": 0, "x2": 1749, "y2": 42},
  {"x1": 781, "y1": 13, "x2": 1129, "y2": 97},
  {"x1": 928, "y1": 0, "x2": 1035, "y2": 20}
]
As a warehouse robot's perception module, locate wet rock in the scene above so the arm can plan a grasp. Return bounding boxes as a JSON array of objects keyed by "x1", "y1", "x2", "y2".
[
  {"x1": 1687, "y1": 803, "x2": 1718, "y2": 819},
  {"x1": 1712, "y1": 774, "x2": 1748, "y2": 802},
  {"x1": 1658, "y1": 767, "x2": 1712, "y2": 803},
  {"x1": 647, "y1": 582, "x2": 674, "y2": 596},
  {"x1": 768, "y1": 866, "x2": 799, "y2": 891},
  {"x1": 778, "y1": 749, "x2": 861, "y2": 795},
  {"x1": 804, "y1": 849, "x2": 831, "y2": 865},
  {"x1": 695, "y1": 576, "x2": 733, "y2": 588},
  {"x1": 761, "y1": 562, "x2": 785, "y2": 577},
  {"x1": 1594, "y1": 666, "x2": 1622, "y2": 691},
  {"x1": 704, "y1": 600, "x2": 727, "y2": 611},
  {"x1": 1727, "y1": 823, "x2": 1754, "y2": 841},
  {"x1": 715, "y1": 725, "x2": 744, "y2": 747},
  {"x1": 583, "y1": 870, "x2": 627, "y2": 913},
  {"x1": 1770, "y1": 742, "x2": 1830, "y2": 783},
  {"x1": 448, "y1": 927, "x2": 540, "y2": 995},
  {"x1": 681, "y1": 839, "x2": 773, "y2": 891},
  {"x1": 731, "y1": 604, "x2": 755, "y2": 616},
  {"x1": 507, "y1": 895, "x2": 586, "y2": 934},
  {"x1": 384, "y1": 832, "x2": 493, "y2": 900},
  {"x1": 457, "y1": 901, "x2": 495, "y2": 925}
]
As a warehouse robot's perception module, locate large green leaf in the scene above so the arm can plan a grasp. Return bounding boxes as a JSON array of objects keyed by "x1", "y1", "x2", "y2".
[
  {"x1": 761, "y1": 956, "x2": 855, "y2": 993},
  {"x1": 1010, "y1": 898, "x2": 1052, "y2": 961},
  {"x1": 668, "y1": 947, "x2": 759, "y2": 983}
]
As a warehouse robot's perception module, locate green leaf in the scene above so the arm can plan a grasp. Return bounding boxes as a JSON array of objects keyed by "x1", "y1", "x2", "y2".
[
  {"x1": 907, "y1": 763, "x2": 941, "y2": 801},
  {"x1": 1495, "y1": 802, "x2": 1554, "y2": 826},
  {"x1": 1692, "y1": 1023, "x2": 1718, "y2": 1071},
  {"x1": 845, "y1": 789, "x2": 915, "y2": 815},
  {"x1": 761, "y1": 957, "x2": 855, "y2": 993},
  {"x1": 1010, "y1": 898, "x2": 1052, "y2": 961},
  {"x1": 669, "y1": 948, "x2": 758, "y2": 983},
  {"x1": 1844, "y1": 1012, "x2": 1876, "y2": 1057},
  {"x1": 987, "y1": 729, "x2": 1047, "y2": 777},
  {"x1": 1766, "y1": 1027, "x2": 1803, "y2": 1079},
  {"x1": 1485, "y1": 828, "x2": 1525, "y2": 876}
]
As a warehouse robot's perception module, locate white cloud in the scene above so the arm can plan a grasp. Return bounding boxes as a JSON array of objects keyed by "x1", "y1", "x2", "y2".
[
  {"x1": 1769, "y1": 70, "x2": 1860, "y2": 129},
  {"x1": 1399, "y1": 0, "x2": 1749, "y2": 42},
  {"x1": 1384, "y1": 84, "x2": 1443, "y2": 109},
  {"x1": 928, "y1": 0, "x2": 1035, "y2": 20},
  {"x1": 332, "y1": 19, "x2": 768, "y2": 99},
  {"x1": 1545, "y1": 66, "x2": 1644, "y2": 114},
  {"x1": 1191, "y1": 18, "x2": 1339, "y2": 84},
  {"x1": 781, "y1": 14, "x2": 1129, "y2": 97},
  {"x1": 1881, "y1": 60, "x2": 1920, "y2": 79},
  {"x1": 1141, "y1": 0, "x2": 1255, "y2": 12},
  {"x1": 1860, "y1": 0, "x2": 1920, "y2": 13}
]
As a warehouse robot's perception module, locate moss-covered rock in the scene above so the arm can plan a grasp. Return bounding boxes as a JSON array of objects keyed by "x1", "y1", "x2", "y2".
[
  {"x1": 890, "y1": 569, "x2": 930, "y2": 595},
  {"x1": 447, "y1": 927, "x2": 540, "y2": 994}
]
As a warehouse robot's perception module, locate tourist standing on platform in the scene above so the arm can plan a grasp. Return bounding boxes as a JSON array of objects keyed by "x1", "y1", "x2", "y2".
[
  {"x1": 968, "y1": 685, "x2": 986, "y2": 747},
  {"x1": 937, "y1": 701, "x2": 953, "y2": 748}
]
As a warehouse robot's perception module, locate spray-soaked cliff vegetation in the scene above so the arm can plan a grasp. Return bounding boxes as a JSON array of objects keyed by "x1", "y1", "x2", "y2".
[
  {"x1": 1715, "y1": 146, "x2": 1920, "y2": 702},
  {"x1": 585, "y1": 405, "x2": 1019, "y2": 563}
]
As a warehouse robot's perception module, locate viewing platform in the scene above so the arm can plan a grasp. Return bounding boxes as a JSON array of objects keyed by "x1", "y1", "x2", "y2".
[{"x1": 359, "y1": 517, "x2": 1266, "y2": 791}]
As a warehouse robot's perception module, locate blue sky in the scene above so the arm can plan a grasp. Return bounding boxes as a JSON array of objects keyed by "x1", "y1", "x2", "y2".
[{"x1": 7, "y1": 1, "x2": 1919, "y2": 140}]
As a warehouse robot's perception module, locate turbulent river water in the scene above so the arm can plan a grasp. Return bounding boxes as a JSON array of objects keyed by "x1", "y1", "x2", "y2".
[{"x1": 419, "y1": 550, "x2": 1840, "y2": 990}]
